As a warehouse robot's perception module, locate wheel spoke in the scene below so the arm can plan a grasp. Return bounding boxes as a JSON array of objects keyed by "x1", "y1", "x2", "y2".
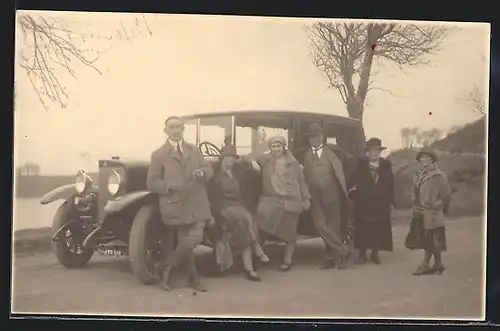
[{"x1": 63, "y1": 223, "x2": 87, "y2": 255}]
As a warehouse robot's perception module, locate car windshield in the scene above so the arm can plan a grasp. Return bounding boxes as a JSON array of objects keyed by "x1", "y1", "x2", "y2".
[
  {"x1": 193, "y1": 114, "x2": 293, "y2": 157},
  {"x1": 197, "y1": 115, "x2": 232, "y2": 157}
]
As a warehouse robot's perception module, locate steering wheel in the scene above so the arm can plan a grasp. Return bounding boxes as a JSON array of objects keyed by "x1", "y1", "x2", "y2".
[{"x1": 199, "y1": 141, "x2": 221, "y2": 157}]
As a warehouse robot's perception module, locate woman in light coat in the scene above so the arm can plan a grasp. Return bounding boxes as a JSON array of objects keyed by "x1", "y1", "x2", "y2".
[
  {"x1": 405, "y1": 147, "x2": 452, "y2": 275},
  {"x1": 247, "y1": 135, "x2": 311, "y2": 272}
]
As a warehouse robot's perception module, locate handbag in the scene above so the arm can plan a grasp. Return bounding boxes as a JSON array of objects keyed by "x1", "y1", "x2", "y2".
[{"x1": 404, "y1": 209, "x2": 425, "y2": 250}]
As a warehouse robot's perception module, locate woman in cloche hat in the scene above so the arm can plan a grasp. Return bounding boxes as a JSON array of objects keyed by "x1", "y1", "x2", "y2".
[
  {"x1": 247, "y1": 135, "x2": 311, "y2": 272},
  {"x1": 207, "y1": 144, "x2": 270, "y2": 282},
  {"x1": 348, "y1": 138, "x2": 395, "y2": 265},
  {"x1": 404, "y1": 147, "x2": 452, "y2": 275}
]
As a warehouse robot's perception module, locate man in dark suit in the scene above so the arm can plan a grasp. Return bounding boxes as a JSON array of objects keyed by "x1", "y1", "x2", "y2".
[
  {"x1": 146, "y1": 116, "x2": 214, "y2": 291},
  {"x1": 295, "y1": 123, "x2": 352, "y2": 270}
]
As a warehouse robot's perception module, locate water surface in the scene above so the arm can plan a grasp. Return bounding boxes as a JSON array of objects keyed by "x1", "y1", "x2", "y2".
[{"x1": 13, "y1": 198, "x2": 61, "y2": 231}]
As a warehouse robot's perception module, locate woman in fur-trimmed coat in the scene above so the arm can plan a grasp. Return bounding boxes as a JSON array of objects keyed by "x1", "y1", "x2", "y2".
[
  {"x1": 248, "y1": 135, "x2": 311, "y2": 272},
  {"x1": 405, "y1": 147, "x2": 452, "y2": 276},
  {"x1": 349, "y1": 138, "x2": 395, "y2": 265}
]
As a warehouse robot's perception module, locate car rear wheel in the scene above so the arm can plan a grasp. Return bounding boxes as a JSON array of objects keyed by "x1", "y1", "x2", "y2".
[
  {"x1": 129, "y1": 204, "x2": 164, "y2": 285},
  {"x1": 52, "y1": 201, "x2": 94, "y2": 268}
]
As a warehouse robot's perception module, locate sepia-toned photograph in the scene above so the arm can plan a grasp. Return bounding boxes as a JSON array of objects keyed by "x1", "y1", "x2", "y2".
[{"x1": 12, "y1": 11, "x2": 489, "y2": 320}]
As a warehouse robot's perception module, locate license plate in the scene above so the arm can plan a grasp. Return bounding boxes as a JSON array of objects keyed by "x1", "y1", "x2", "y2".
[{"x1": 97, "y1": 247, "x2": 124, "y2": 257}]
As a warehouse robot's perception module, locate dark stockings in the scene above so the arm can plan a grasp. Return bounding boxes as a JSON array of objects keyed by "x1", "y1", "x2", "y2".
[
  {"x1": 419, "y1": 250, "x2": 433, "y2": 269},
  {"x1": 433, "y1": 252, "x2": 443, "y2": 268}
]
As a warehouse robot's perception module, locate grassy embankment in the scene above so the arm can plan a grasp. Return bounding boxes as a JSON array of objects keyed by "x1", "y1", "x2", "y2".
[{"x1": 388, "y1": 117, "x2": 486, "y2": 217}]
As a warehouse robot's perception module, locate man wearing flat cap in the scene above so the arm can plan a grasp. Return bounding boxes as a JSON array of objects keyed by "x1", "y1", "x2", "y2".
[
  {"x1": 295, "y1": 123, "x2": 352, "y2": 270},
  {"x1": 146, "y1": 116, "x2": 214, "y2": 292}
]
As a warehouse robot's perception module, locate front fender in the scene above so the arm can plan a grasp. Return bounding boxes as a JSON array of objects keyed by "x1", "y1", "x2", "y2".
[
  {"x1": 104, "y1": 191, "x2": 154, "y2": 215},
  {"x1": 40, "y1": 184, "x2": 99, "y2": 205}
]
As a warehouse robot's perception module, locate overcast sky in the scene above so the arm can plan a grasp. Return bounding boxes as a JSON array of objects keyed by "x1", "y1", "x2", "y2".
[{"x1": 14, "y1": 12, "x2": 490, "y2": 175}]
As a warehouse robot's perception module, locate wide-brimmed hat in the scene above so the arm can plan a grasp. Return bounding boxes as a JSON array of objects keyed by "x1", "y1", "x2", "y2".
[
  {"x1": 365, "y1": 138, "x2": 387, "y2": 151},
  {"x1": 219, "y1": 144, "x2": 238, "y2": 159},
  {"x1": 267, "y1": 135, "x2": 287, "y2": 148},
  {"x1": 303, "y1": 123, "x2": 324, "y2": 137},
  {"x1": 416, "y1": 147, "x2": 437, "y2": 162}
]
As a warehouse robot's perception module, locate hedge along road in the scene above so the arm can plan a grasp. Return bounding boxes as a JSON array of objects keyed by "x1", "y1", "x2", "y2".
[{"x1": 12, "y1": 216, "x2": 485, "y2": 320}]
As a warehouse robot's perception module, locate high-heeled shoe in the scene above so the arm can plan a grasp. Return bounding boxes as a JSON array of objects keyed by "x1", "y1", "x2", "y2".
[
  {"x1": 430, "y1": 265, "x2": 446, "y2": 275},
  {"x1": 244, "y1": 269, "x2": 261, "y2": 281},
  {"x1": 279, "y1": 262, "x2": 292, "y2": 272},
  {"x1": 412, "y1": 265, "x2": 435, "y2": 275},
  {"x1": 257, "y1": 253, "x2": 271, "y2": 266}
]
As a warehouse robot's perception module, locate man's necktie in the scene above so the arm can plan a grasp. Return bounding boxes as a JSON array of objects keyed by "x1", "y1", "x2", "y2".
[
  {"x1": 176, "y1": 142, "x2": 184, "y2": 158},
  {"x1": 313, "y1": 147, "x2": 321, "y2": 158}
]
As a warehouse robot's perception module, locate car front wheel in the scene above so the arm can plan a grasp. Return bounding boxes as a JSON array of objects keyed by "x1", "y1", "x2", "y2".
[
  {"x1": 129, "y1": 204, "x2": 165, "y2": 285},
  {"x1": 52, "y1": 201, "x2": 94, "y2": 268}
]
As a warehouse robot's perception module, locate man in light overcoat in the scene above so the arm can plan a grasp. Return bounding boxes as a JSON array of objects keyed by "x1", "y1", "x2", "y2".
[
  {"x1": 295, "y1": 123, "x2": 352, "y2": 270},
  {"x1": 146, "y1": 116, "x2": 214, "y2": 291}
]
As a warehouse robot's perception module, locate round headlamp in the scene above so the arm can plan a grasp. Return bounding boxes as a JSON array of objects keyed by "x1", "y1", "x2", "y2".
[
  {"x1": 108, "y1": 170, "x2": 122, "y2": 195},
  {"x1": 75, "y1": 170, "x2": 92, "y2": 194}
]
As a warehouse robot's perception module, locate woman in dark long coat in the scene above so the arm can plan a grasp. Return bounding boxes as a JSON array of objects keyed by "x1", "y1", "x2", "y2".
[
  {"x1": 405, "y1": 147, "x2": 451, "y2": 275},
  {"x1": 349, "y1": 138, "x2": 394, "y2": 265}
]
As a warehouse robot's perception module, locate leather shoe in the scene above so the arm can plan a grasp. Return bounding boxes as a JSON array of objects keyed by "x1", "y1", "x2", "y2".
[
  {"x1": 319, "y1": 259, "x2": 335, "y2": 270},
  {"x1": 338, "y1": 254, "x2": 348, "y2": 270},
  {"x1": 370, "y1": 251, "x2": 381, "y2": 265},
  {"x1": 190, "y1": 277, "x2": 207, "y2": 292},
  {"x1": 245, "y1": 269, "x2": 262, "y2": 282},
  {"x1": 355, "y1": 255, "x2": 367, "y2": 265}
]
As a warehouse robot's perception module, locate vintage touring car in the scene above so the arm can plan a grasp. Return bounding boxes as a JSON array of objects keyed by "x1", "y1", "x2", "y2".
[{"x1": 40, "y1": 110, "x2": 364, "y2": 285}]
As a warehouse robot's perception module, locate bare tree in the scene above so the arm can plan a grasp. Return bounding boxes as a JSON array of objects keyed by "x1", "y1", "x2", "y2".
[
  {"x1": 306, "y1": 21, "x2": 450, "y2": 139},
  {"x1": 400, "y1": 127, "x2": 412, "y2": 148},
  {"x1": 428, "y1": 128, "x2": 443, "y2": 145},
  {"x1": 455, "y1": 84, "x2": 486, "y2": 116},
  {"x1": 18, "y1": 161, "x2": 41, "y2": 176},
  {"x1": 409, "y1": 127, "x2": 421, "y2": 148},
  {"x1": 17, "y1": 13, "x2": 153, "y2": 110},
  {"x1": 419, "y1": 129, "x2": 432, "y2": 147},
  {"x1": 31, "y1": 162, "x2": 41, "y2": 176}
]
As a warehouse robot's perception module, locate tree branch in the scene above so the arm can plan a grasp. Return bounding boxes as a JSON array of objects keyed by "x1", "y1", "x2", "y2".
[
  {"x1": 454, "y1": 84, "x2": 486, "y2": 115},
  {"x1": 306, "y1": 21, "x2": 450, "y2": 121},
  {"x1": 17, "y1": 13, "x2": 153, "y2": 110}
]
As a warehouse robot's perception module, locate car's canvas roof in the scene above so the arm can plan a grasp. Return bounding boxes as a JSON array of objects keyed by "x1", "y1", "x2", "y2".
[{"x1": 180, "y1": 110, "x2": 361, "y2": 127}]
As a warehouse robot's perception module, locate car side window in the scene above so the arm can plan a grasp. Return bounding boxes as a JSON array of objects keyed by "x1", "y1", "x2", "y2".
[
  {"x1": 234, "y1": 115, "x2": 292, "y2": 156},
  {"x1": 323, "y1": 121, "x2": 357, "y2": 156}
]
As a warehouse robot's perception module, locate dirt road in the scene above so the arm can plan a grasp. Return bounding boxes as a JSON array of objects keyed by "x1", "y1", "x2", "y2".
[{"x1": 12, "y1": 217, "x2": 485, "y2": 320}]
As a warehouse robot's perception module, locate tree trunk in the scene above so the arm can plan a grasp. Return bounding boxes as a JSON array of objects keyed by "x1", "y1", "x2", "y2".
[
  {"x1": 346, "y1": 97, "x2": 366, "y2": 154},
  {"x1": 344, "y1": 27, "x2": 376, "y2": 152}
]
